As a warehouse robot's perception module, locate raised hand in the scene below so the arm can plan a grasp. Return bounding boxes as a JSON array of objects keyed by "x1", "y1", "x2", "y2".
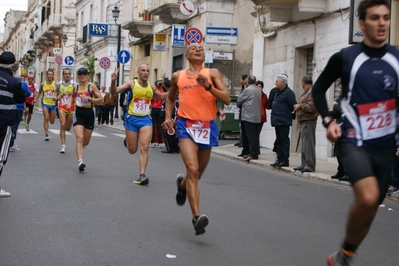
[{"x1": 111, "y1": 68, "x2": 119, "y2": 81}]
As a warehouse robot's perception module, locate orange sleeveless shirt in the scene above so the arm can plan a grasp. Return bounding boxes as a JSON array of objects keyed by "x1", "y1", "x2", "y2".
[{"x1": 177, "y1": 68, "x2": 216, "y2": 121}]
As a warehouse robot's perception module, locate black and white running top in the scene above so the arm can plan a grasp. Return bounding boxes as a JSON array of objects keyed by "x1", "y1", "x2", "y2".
[{"x1": 313, "y1": 42, "x2": 399, "y2": 148}]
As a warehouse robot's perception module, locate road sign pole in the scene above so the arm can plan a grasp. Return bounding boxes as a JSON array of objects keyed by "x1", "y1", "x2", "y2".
[{"x1": 115, "y1": 24, "x2": 122, "y2": 119}]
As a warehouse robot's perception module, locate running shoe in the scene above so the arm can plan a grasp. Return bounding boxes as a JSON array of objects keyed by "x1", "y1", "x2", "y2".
[
  {"x1": 9, "y1": 145, "x2": 21, "y2": 152},
  {"x1": 176, "y1": 173, "x2": 186, "y2": 206},
  {"x1": 25, "y1": 125, "x2": 30, "y2": 131},
  {"x1": 21, "y1": 119, "x2": 26, "y2": 125},
  {"x1": 45, "y1": 134, "x2": 50, "y2": 141},
  {"x1": 78, "y1": 161, "x2": 86, "y2": 172},
  {"x1": 159, "y1": 143, "x2": 165, "y2": 148},
  {"x1": 60, "y1": 145, "x2": 66, "y2": 154},
  {"x1": 192, "y1": 214, "x2": 209, "y2": 235},
  {"x1": 135, "y1": 174, "x2": 149, "y2": 185},
  {"x1": 149, "y1": 143, "x2": 156, "y2": 148},
  {"x1": 0, "y1": 188, "x2": 11, "y2": 197},
  {"x1": 327, "y1": 249, "x2": 354, "y2": 266},
  {"x1": 387, "y1": 186, "x2": 399, "y2": 193}
]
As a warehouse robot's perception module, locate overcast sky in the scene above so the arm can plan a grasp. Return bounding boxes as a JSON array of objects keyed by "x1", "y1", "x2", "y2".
[{"x1": 0, "y1": 0, "x2": 28, "y2": 33}]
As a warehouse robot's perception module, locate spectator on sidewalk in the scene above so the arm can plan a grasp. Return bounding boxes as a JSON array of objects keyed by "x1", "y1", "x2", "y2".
[
  {"x1": 234, "y1": 74, "x2": 248, "y2": 147},
  {"x1": 237, "y1": 75, "x2": 262, "y2": 162},
  {"x1": 330, "y1": 81, "x2": 348, "y2": 181},
  {"x1": 256, "y1": 80, "x2": 270, "y2": 155},
  {"x1": 104, "y1": 88, "x2": 118, "y2": 125},
  {"x1": 270, "y1": 74, "x2": 296, "y2": 168},
  {"x1": 293, "y1": 75, "x2": 318, "y2": 173},
  {"x1": 150, "y1": 80, "x2": 165, "y2": 148},
  {"x1": 98, "y1": 85, "x2": 107, "y2": 125}
]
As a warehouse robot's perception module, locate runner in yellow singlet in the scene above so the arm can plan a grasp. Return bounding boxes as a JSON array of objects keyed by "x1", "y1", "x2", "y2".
[
  {"x1": 110, "y1": 64, "x2": 168, "y2": 185},
  {"x1": 33, "y1": 69, "x2": 57, "y2": 141},
  {"x1": 57, "y1": 68, "x2": 76, "y2": 153}
]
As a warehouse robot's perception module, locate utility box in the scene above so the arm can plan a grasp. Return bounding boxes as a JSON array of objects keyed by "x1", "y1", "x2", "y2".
[{"x1": 215, "y1": 95, "x2": 240, "y2": 139}]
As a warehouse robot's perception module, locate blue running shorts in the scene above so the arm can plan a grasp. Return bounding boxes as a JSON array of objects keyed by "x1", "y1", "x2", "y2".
[
  {"x1": 42, "y1": 103, "x2": 57, "y2": 111},
  {"x1": 176, "y1": 117, "x2": 219, "y2": 150},
  {"x1": 124, "y1": 114, "x2": 152, "y2": 133}
]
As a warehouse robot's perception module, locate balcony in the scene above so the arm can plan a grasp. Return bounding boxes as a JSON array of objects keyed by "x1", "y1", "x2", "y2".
[
  {"x1": 148, "y1": 0, "x2": 188, "y2": 25},
  {"x1": 34, "y1": 14, "x2": 64, "y2": 48},
  {"x1": 122, "y1": 1, "x2": 154, "y2": 39},
  {"x1": 253, "y1": 0, "x2": 326, "y2": 22}
]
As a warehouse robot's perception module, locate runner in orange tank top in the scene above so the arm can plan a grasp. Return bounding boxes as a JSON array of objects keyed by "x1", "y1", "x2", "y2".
[{"x1": 162, "y1": 43, "x2": 231, "y2": 235}]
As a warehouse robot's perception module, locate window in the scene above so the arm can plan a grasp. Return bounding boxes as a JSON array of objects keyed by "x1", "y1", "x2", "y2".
[{"x1": 144, "y1": 44, "x2": 150, "y2": 57}]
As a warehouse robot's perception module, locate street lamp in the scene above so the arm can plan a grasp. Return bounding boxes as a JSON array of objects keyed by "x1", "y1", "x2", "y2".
[
  {"x1": 112, "y1": 5, "x2": 121, "y2": 119},
  {"x1": 62, "y1": 34, "x2": 76, "y2": 48}
]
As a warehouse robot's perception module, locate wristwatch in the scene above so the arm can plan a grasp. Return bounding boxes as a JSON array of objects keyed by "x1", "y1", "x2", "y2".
[
  {"x1": 88, "y1": 97, "x2": 92, "y2": 103},
  {"x1": 205, "y1": 84, "x2": 212, "y2": 91},
  {"x1": 322, "y1": 116, "x2": 333, "y2": 128}
]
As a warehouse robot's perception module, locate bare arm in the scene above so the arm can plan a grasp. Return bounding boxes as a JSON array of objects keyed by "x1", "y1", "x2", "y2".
[
  {"x1": 152, "y1": 84, "x2": 168, "y2": 100},
  {"x1": 162, "y1": 71, "x2": 179, "y2": 130},
  {"x1": 110, "y1": 68, "x2": 133, "y2": 94},
  {"x1": 199, "y1": 69, "x2": 231, "y2": 105},
  {"x1": 33, "y1": 83, "x2": 43, "y2": 103},
  {"x1": 89, "y1": 83, "x2": 104, "y2": 105}
]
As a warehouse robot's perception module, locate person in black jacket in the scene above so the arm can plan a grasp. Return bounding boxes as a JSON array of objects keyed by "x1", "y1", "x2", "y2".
[
  {"x1": 269, "y1": 74, "x2": 296, "y2": 168},
  {"x1": 0, "y1": 51, "x2": 26, "y2": 197}
]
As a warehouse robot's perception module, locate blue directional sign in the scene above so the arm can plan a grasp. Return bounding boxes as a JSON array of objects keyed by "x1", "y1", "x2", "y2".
[
  {"x1": 64, "y1": 56, "x2": 74, "y2": 65},
  {"x1": 206, "y1": 27, "x2": 238, "y2": 36},
  {"x1": 172, "y1": 24, "x2": 186, "y2": 47},
  {"x1": 118, "y1": 50, "x2": 130, "y2": 64},
  {"x1": 88, "y1": 23, "x2": 109, "y2": 37}
]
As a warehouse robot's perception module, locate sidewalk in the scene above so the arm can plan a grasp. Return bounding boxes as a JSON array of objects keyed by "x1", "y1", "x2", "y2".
[{"x1": 103, "y1": 117, "x2": 399, "y2": 199}]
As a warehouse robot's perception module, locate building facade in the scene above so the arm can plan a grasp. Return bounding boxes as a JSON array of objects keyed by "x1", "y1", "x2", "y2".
[{"x1": 251, "y1": 0, "x2": 399, "y2": 160}]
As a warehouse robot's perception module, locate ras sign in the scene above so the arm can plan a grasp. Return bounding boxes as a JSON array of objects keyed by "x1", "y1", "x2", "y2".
[{"x1": 88, "y1": 23, "x2": 109, "y2": 37}]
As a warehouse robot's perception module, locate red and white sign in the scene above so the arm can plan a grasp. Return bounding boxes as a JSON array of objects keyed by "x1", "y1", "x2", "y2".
[
  {"x1": 99, "y1": 57, "x2": 111, "y2": 69},
  {"x1": 55, "y1": 55, "x2": 63, "y2": 65},
  {"x1": 184, "y1": 27, "x2": 203, "y2": 45},
  {"x1": 180, "y1": 1, "x2": 194, "y2": 16}
]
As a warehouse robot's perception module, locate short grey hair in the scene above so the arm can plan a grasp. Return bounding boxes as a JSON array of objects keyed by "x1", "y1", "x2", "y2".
[
  {"x1": 277, "y1": 74, "x2": 288, "y2": 84},
  {"x1": 248, "y1": 75, "x2": 256, "y2": 85}
]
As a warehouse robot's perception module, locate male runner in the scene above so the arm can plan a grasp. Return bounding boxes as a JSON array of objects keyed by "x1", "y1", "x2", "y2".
[
  {"x1": 23, "y1": 77, "x2": 38, "y2": 131},
  {"x1": 33, "y1": 69, "x2": 57, "y2": 141},
  {"x1": 312, "y1": 0, "x2": 399, "y2": 265},
  {"x1": 73, "y1": 67, "x2": 103, "y2": 172},
  {"x1": 57, "y1": 68, "x2": 76, "y2": 153},
  {"x1": 162, "y1": 43, "x2": 231, "y2": 235},
  {"x1": 110, "y1": 64, "x2": 168, "y2": 185}
]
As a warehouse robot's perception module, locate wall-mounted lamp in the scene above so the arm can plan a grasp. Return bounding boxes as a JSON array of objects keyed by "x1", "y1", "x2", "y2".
[{"x1": 62, "y1": 34, "x2": 76, "y2": 48}]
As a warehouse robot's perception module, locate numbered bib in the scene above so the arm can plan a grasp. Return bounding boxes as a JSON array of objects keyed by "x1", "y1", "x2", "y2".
[
  {"x1": 76, "y1": 92, "x2": 91, "y2": 107},
  {"x1": 45, "y1": 90, "x2": 54, "y2": 99},
  {"x1": 358, "y1": 99, "x2": 396, "y2": 140},
  {"x1": 186, "y1": 120, "x2": 210, "y2": 145},
  {"x1": 61, "y1": 94, "x2": 70, "y2": 105},
  {"x1": 133, "y1": 98, "x2": 150, "y2": 115}
]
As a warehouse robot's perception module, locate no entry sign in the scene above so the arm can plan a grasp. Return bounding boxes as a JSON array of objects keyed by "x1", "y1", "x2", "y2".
[{"x1": 184, "y1": 27, "x2": 203, "y2": 45}]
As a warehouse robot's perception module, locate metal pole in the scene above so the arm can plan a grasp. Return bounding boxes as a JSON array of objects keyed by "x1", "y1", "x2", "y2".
[
  {"x1": 115, "y1": 23, "x2": 121, "y2": 119},
  {"x1": 231, "y1": 50, "x2": 235, "y2": 95}
]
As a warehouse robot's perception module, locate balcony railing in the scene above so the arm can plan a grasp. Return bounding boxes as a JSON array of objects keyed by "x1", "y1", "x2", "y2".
[{"x1": 149, "y1": 0, "x2": 182, "y2": 10}]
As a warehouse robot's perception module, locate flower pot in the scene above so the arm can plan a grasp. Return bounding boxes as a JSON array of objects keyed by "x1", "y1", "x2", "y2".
[{"x1": 143, "y1": 14, "x2": 151, "y2": 21}]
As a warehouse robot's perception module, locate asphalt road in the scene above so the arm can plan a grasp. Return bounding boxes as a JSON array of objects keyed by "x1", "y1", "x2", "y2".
[{"x1": 0, "y1": 112, "x2": 398, "y2": 266}]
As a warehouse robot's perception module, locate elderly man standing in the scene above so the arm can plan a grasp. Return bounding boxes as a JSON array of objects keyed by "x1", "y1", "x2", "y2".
[
  {"x1": 293, "y1": 75, "x2": 318, "y2": 173},
  {"x1": 270, "y1": 74, "x2": 297, "y2": 168},
  {"x1": 237, "y1": 75, "x2": 262, "y2": 162}
]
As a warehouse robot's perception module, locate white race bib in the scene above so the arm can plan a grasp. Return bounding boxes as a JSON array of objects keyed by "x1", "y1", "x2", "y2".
[
  {"x1": 186, "y1": 120, "x2": 211, "y2": 145},
  {"x1": 358, "y1": 99, "x2": 396, "y2": 140},
  {"x1": 61, "y1": 95, "x2": 70, "y2": 105},
  {"x1": 133, "y1": 98, "x2": 150, "y2": 115},
  {"x1": 45, "y1": 90, "x2": 54, "y2": 99}
]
